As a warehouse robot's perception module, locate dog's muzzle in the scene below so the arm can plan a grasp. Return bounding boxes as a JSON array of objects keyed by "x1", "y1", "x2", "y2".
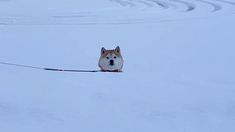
[{"x1": 109, "y1": 60, "x2": 114, "y2": 66}]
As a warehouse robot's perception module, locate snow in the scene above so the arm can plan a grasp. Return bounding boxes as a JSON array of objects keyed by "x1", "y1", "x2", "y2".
[{"x1": 0, "y1": 0, "x2": 235, "y2": 132}]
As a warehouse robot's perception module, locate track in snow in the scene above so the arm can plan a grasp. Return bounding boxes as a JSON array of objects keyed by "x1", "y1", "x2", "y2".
[
  {"x1": 0, "y1": 0, "x2": 235, "y2": 25},
  {"x1": 110, "y1": 0, "x2": 235, "y2": 12}
]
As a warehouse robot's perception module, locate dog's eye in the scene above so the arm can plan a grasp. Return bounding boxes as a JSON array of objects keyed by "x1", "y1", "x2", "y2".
[
  {"x1": 114, "y1": 56, "x2": 117, "y2": 59},
  {"x1": 106, "y1": 57, "x2": 109, "y2": 59}
]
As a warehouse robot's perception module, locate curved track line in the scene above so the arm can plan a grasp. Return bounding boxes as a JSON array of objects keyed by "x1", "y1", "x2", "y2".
[
  {"x1": 1, "y1": 0, "x2": 235, "y2": 26},
  {"x1": 214, "y1": 0, "x2": 235, "y2": 6},
  {"x1": 146, "y1": 0, "x2": 173, "y2": 9},
  {"x1": 110, "y1": 0, "x2": 234, "y2": 13},
  {"x1": 137, "y1": 0, "x2": 154, "y2": 7},
  {"x1": 168, "y1": 0, "x2": 196, "y2": 12},
  {"x1": 110, "y1": 0, "x2": 135, "y2": 7},
  {"x1": 195, "y1": 0, "x2": 222, "y2": 12}
]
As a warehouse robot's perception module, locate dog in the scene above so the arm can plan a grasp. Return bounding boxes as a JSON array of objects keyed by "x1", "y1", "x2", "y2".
[{"x1": 98, "y1": 46, "x2": 124, "y2": 72}]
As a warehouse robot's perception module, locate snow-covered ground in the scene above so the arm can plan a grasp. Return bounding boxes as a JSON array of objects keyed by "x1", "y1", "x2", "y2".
[{"x1": 0, "y1": 0, "x2": 235, "y2": 132}]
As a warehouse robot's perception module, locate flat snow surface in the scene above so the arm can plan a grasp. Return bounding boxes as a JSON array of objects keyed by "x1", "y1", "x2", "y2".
[{"x1": 0, "y1": 0, "x2": 235, "y2": 132}]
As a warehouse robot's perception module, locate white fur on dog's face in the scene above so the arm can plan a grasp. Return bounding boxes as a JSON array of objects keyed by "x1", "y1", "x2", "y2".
[
  {"x1": 99, "y1": 53, "x2": 123, "y2": 71},
  {"x1": 98, "y1": 46, "x2": 123, "y2": 72}
]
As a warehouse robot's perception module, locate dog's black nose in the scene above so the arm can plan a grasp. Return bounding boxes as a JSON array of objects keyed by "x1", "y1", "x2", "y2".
[{"x1": 109, "y1": 60, "x2": 114, "y2": 66}]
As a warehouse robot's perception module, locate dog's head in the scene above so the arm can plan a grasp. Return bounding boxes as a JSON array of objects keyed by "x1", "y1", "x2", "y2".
[{"x1": 98, "y1": 46, "x2": 123, "y2": 72}]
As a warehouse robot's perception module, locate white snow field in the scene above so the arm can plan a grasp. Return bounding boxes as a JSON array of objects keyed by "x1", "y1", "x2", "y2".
[{"x1": 0, "y1": 0, "x2": 235, "y2": 132}]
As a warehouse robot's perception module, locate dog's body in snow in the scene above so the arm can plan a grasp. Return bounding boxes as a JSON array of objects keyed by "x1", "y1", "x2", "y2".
[{"x1": 98, "y1": 46, "x2": 123, "y2": 72}]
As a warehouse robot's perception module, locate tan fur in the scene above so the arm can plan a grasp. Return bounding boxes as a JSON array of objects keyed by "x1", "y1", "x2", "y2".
[{"x1": 98, "y1": 46, "x2": 124, "y2": 72}]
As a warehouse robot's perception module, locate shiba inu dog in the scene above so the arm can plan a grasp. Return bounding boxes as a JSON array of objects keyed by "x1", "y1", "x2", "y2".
[{"x1": 98, "y1": 46, "x2": 124, "y2": 72}]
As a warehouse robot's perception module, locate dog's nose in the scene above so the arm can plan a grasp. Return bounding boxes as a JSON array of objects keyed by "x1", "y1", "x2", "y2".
[{"x1": 109, "y1": 60, "x2": 114, "y2": 65}]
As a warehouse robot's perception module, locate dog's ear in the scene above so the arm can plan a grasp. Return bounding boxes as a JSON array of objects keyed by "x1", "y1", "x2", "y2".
[
  {"x1": 115, "y1": 46, "x2": 120, "y2": 53},
  {"x1": 101, "y1": 47, "x2": 106, "y2": 55}
]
